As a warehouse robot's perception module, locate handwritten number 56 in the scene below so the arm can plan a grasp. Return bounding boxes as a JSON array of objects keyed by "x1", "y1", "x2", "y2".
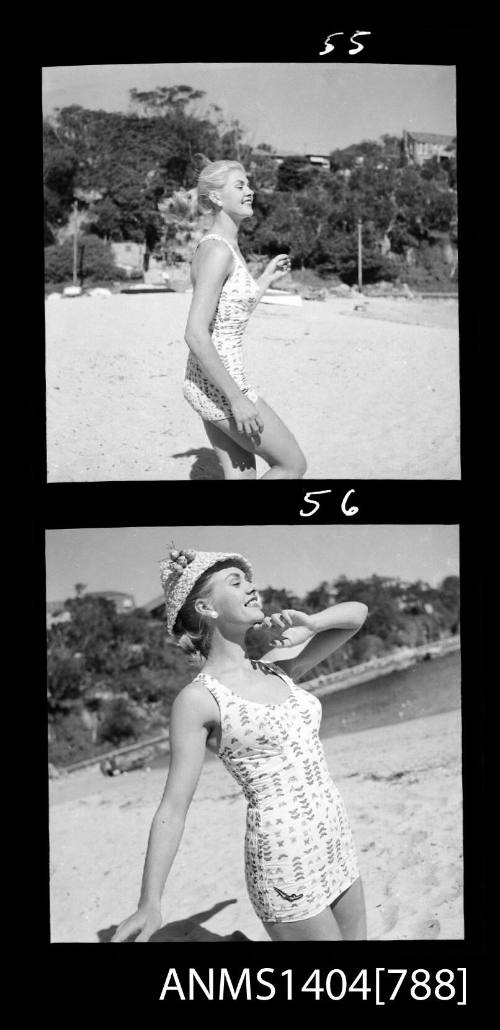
[{"x1": 300, "y1": 489, "x2": 359, "y2": 518}]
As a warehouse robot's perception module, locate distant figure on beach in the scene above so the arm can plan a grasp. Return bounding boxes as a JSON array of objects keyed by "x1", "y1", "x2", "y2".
[
  {"x1": 112, "y1": 547, "x2": 368, "y2": 942},
  {"x1": 182, "y1": 157, "x2": 307, "y2": 479}
]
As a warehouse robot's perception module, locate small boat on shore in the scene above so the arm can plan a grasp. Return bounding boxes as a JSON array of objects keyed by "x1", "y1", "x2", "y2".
[
  {"x1": 120, "y1": 284, "x2": 175, "y2": 294},
  {"x1": 261, "y1": 288, "x2": 303, "y2": 307}
]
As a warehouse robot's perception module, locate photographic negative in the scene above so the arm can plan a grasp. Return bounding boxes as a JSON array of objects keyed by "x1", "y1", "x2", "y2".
[
  {"x1": 43, "y1": 63, "x2": 459, "y2": 481},
  {"x1": 47, "y1": 525, "x2": 462, "y2": 942}
]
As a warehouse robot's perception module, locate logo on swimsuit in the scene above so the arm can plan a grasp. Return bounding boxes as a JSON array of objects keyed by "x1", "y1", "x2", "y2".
[{"x1": 274, "y1": 886, "x2": 304, "y2": 902}]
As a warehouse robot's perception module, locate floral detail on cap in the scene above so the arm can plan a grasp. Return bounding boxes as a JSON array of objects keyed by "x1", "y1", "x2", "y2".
[
  {"x1": 168, "y1": 548, "x2": 196, "y2": 572},
  {"x1": 159, "y1": 547, "x2": 253, "y2": 635}
]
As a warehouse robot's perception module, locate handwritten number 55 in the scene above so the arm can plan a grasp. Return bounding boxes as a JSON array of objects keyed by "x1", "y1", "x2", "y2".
[{"x1": 319, "y1": 31, "x2": 372, "y2": 57}]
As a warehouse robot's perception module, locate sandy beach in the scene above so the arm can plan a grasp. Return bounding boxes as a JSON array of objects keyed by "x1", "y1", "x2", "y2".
[
  {"x1": 45, "y1": 293, "x2": 460, "y2": 480},
  {"x1": 49, "y1": 706, "x2": 463, "y2": 942}
]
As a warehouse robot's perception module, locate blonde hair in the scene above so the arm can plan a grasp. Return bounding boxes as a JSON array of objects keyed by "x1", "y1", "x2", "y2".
[{"x1": 195, "y1": 156, "x2": 246, "y2": 213}]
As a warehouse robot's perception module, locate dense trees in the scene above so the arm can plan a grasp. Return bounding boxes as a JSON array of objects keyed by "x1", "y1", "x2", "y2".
[
  {"x1": 47, "y1": 575, "x2": 460, "y2": 764},
  {"x1": 43, "y1": 88, "x2": 248, "y2": 252},
  {"x1": 44, "y1": 234, "x2": 120, "y2": 284},
  {"x1": 242, "y1": 133, "x2": 457, "y2": 284},
  {"x1": 44, "y1": 89, "x2": 457, "y2": 288}
]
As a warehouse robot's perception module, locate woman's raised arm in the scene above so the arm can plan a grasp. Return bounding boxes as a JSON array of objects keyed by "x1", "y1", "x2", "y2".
[
  {"x1": 261, "y1": 603, "x2": 368, "y2": 680},
  {"x1": 111, "y1": 683, "x2": 212, "y2": 942}
]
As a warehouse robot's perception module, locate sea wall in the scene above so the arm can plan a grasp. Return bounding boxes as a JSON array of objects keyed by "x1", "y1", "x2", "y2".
[{"x1": 305, "y1": 635, "x2": 460, "y2": 699}]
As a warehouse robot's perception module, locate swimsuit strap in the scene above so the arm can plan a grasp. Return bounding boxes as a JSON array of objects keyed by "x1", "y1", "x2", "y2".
[
  {"x1": 256, "y1": 660, "x2": 294, "y2": 689},
  {"x1": 196, "y1": 234, "x2": 240, "y2": 264}
]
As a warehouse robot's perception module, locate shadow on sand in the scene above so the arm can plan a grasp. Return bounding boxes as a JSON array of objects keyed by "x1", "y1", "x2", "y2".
[
  {"x1": 171, "y1": 447, "x2": 223, "y2": 481},
  {"x1": 99, "y1": 899, "x2": 253, "y2": 942}
]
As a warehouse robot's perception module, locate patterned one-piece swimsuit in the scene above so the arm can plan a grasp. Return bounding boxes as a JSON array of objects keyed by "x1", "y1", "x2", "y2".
[
  {"x1": 194, "y1": 662, "x2": 360, "y2": 923},
  {"x1": 183, "y1": 234, "x2": 261, "y2": 422}
]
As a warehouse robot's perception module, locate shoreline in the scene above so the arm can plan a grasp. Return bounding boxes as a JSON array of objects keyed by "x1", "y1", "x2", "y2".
[{"x1": 53, "y1": 636, "x2": 460, "y2": 776}]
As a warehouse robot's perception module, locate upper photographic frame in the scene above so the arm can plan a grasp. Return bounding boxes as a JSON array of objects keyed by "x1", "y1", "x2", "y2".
[{"x1": 43, "y1": 58, "x2": 460, "y2": 482}]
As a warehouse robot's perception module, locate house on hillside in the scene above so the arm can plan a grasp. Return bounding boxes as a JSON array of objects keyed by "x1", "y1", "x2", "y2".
[
  {"x1": 88, "y1": 591, "x2": 136, "y2": 614},
  {"x1": 271, "y1": 150, "x2": 332, "y2": 170},
  {"x1": 46, "y1": 600, "x2": 71, "y2": 628},
  {"x1": 403, "y1": 130, "x2": 455, "y2": 167},
  {"x1": 305, "y1": 154, "x2": 331, "y2": 169},
  {"x1": 47, "y1": 591, "x2": 136, "y2": 626}
]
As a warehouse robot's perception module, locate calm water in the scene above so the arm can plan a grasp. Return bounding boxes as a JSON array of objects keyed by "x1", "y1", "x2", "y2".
[
  {"x1": 152, "y1": 651, "x2": 460, "y2": 770},
  {"x1": 319, "y1": 650, "x2": 460, "y2": 739}
]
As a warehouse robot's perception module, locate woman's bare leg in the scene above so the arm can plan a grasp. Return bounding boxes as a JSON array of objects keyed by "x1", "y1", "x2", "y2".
[
  {"x1": 203, "y1": 420, "x2": 257, "y2": 479},
  {"x1": 205, "y1": 398, "x2": 307, "y2": 480},
  {"x1": 263, "y1": 905, "x2": 343, "y2": 941},
  {"x1": 330, "y1": 877, "x2": 367, "y2": 940},
  {"x1": 263, "y1": 879, "x2": 367, "y2": 941}
]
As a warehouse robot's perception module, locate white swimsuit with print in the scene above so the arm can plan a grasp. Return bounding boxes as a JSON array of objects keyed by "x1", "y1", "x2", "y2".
[
  {"x1": 183, "y1": 234, "x2": 261, "y2": 422},
  {"x1": 193, "y1": 661, "x2": 360, "y2": 924}
]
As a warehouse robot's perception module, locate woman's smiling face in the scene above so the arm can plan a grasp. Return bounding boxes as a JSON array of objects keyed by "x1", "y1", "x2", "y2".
[
  {"x1": 218, "y1": 169, "x2": 254, "y2": 219},
  {"x1": 205, "y1": 565, "x2": 264, "y2": 626}
]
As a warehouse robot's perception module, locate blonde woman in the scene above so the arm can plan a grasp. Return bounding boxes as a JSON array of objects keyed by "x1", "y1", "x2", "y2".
[
  {"x1": 112, "y1": 547, "x2": 368, "y2": 942},
  {"x1": 183, "y1": 158, "x2": 307, "y2": 479}
]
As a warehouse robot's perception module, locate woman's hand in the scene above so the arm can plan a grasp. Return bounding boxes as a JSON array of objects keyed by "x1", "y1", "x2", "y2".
[
  {"x1": 252, "y1": 609, "x2": 315, "y2": 649},
  {"x1": 230, "y1": 394, "x2": 264, "y2": 436},
  {"x1": 262, "y1": 254, "x2": 291, "y2": 287},
  {"x1": 111, "y1": 905, "x2": 162, "y2": 943}
]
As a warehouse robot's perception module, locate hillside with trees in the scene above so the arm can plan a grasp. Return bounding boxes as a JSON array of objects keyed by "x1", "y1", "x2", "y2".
[
  {"x1": 44, "y1": 87, "x2": 457, "y2": 291},
  {"x1": 47, "y1": 575, "x2": 460, "y2": 766}
]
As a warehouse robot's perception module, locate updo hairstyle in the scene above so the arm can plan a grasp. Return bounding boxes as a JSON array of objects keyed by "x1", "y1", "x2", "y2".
[{"x1": 195, "y1": 155, "x2": 246, "y2": 213}]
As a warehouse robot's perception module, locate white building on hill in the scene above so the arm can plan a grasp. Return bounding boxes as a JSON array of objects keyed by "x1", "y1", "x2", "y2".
[{"x1": 403, "y1": 130, "x2": 455, "y2": 167}]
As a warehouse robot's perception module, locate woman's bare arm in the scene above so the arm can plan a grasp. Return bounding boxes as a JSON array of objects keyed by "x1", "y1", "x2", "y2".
[
  {"x1": 185, "y1": 241, "x2": 263, "y2": 435},
  {"x1": 253, "y1": 254, "x2": 291, "y2": 302},
  {"x1": 111, "y1": 683, "x2": 213, "y2": 941}
]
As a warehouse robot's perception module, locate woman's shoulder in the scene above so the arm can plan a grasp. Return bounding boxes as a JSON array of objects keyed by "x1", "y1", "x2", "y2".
[
  {"x1": 172, "y1": 676, "x2": 219, "y2": 720},
  {"x1": 197, "y1": 235, "x2": 235, "y2": 257},
  {"x1": 195, "y1": 236, "x2": 234, "y2": 269}
]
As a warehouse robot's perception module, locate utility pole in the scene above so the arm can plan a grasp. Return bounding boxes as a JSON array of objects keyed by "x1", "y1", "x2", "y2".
[
  {"x1": 357, "y1": 218, "x2": 363, "y2": 291},
  {"x1": 72, "y1": 200, "x2": 79, "y2": 286}
]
